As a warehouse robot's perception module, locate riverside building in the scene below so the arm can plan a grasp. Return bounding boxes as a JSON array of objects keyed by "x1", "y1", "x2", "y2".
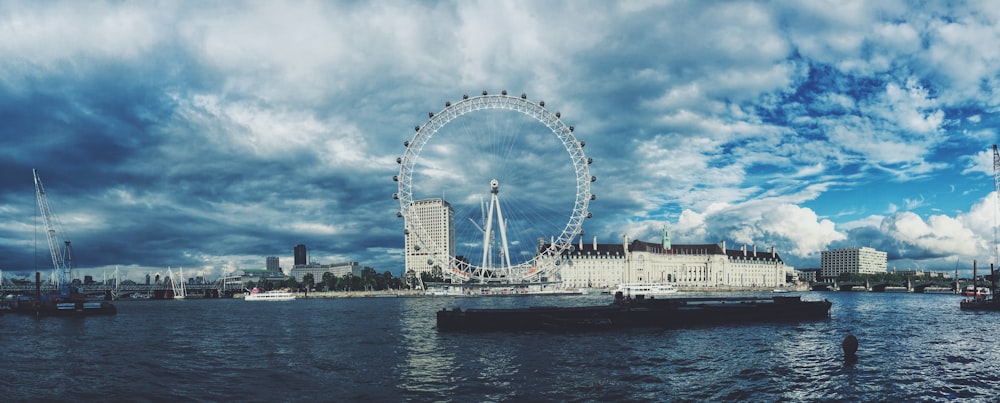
[
  {"x1": 556, "y1": 234, "x2": 793, "y2": 290},
  {"x1": 288, "y1": 261, "x2": 363, "y2": 283},
  {"x1": 403, "y1": 198, "x2": 455, "y2": 276},
  {"x1": 819, "y1": 246, "x2": 887, "y2": 280}
]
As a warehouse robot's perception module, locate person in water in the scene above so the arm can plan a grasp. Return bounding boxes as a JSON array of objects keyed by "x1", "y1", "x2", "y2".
[{"x1": 842, "y1": 334, "x2": 859, "y2": 364}]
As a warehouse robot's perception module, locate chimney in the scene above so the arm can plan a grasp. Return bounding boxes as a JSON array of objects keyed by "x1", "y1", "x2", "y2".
[
  {"x1": 721, "y1": 240, "x2": 726, "y2": 253},
  {"x1": 742, "y1": 244, "x2": 747, "y2": 256},
  {"x1": 593, "y1": 236, "x2": 597, "y2": 251},
  {"x1": 753, "y1": 245, "x2": 757, "y2": 257}
]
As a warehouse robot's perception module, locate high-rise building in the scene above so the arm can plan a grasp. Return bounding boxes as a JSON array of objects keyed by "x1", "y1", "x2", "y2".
[
  {"x1": 404, "y1": 198, "x2": 455, "y2": 276},
  {"x1": 266, "y1": 256, "x2": 279, "y2": 272},
  {"x1": 820, "y1": 246, "x2": 887, "y2": 280},
  {"x1": 294, "y1": 244, "x2": 307, "y2": 266}
]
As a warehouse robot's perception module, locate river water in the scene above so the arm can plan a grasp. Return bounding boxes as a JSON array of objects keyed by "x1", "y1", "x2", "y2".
[{"x1": 1, "y1": 291, "x2": 997, "y2": 401}]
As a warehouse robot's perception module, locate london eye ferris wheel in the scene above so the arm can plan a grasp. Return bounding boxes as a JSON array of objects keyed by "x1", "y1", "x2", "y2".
[{"x1": 394, "y1": 90, "x2": 595, "y2": 283}]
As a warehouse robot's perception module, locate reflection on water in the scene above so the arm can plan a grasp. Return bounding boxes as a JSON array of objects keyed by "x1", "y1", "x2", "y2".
[{"x1": 2, "y1": 292, "x2": 999, "y2": 400}]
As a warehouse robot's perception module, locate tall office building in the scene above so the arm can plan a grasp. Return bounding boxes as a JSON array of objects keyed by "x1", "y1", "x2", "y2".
[
  {"x1": 404, "y1": 198, "x2": 455, "y2": 276},
  {"x1": 294, "y1": 244, "x2": 307, "y2": 266},
  {"x1": 266, "y1": 256, "x2": 279, "y2": 272},
  {"x1": 820, "y1": 246, "x2": 887, "y2": 280}
]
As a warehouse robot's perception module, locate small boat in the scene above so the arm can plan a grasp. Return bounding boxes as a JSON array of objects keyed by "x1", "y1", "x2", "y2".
[
  {"x1": 959, "y1": 260, "x2": 999, "y2": 311},
  {"x1": 613, "y1": 282, "x2": 678, "y2": 297},
  {"x1": 244, "y1": 287, "x2": 295, "y2": 301},
  {"x1": 437, "y1": 293, "x2": 832, "y2": 331},
  {"x1": 922, "y1": 286, "x2": 953, "y2": 294},
  {"x1": 960, "y1": 286, "x2": 991, "y2": 297}
]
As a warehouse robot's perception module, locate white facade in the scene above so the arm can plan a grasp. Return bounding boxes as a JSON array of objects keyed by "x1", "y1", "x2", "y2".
[
  {"x1": 404, "y1": 198, "x2": 455, "y2": 276},
  {"x1": 820, "y1": 246, "x2": 887, "y2": 279},
  {"x1": 558, "y1": 238, "x2": 792, "y2": 290}
]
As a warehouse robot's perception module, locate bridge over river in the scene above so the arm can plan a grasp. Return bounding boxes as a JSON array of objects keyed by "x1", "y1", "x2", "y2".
[
  {"x1": 1, "y1": 280, "x2": 247, "y2": 299},
  {"x1": 810, "y1": 278, "x2": 963, "y2": 293}
]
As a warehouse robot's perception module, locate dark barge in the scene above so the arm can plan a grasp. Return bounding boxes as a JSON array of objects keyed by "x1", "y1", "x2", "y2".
[
  {"x1": 437, "y1": 294, "x2": 832, "y2": 331},
  {"x1": 4, "y1": 272, "x2": 117, "y2": 317}
]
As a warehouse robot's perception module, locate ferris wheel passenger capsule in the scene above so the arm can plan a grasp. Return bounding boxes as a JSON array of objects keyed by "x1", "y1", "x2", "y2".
[
  {"x1": 428, "y1": 112, "x2": 434, "y2": 118},
  {"x1": 521, "y1": 93, "x2": 527, "y2": 99},
  {"x1": 587, "y1": 213, "x2": 593, "y2": 218},
  {"x1": 556, "y1": 112, "x2": 561, "y2": 118},
  {"x1": 482, "y1": 90, "x2": 488, "y2": 95},
  {"x1": 415, "y1": 125, "x2": 420, "y2": 132},
  {"x1": 579, "y1": 141, "x2": 586, "y2": 147},
  {"x1": 501, "y1": 90, "x2": 507, "y2": 95},
  {"x1": 591, "y1": 176, "x2": 597, "y2": 182},
  {"x1": 569, "y1": 125, "x2": 574, "y2": 132},
  {"x1": 587, "y1": 157, "x2": 593, "y2": 164},
  {"x1": 404, "y1": 140, "x2": 409, "y2": 147},
  {"x1": 463, "y1": 94, "x2": 469, "y2": 99},
  {"x1": 396, "y1": 211, "x2": 403, "y2": 217},
  {"x1": 393, "y1": 175, "x2": 399, "y2": 182},
  {"x1": 591, "y1": 194, "x2": 596, "y2": 200},
  {"x1": 392, "y1": 193, "x2": 399, "y2": 199},
  {"x1": 445, "y1": 101, "x2": 451, "y2": 107},
  {"x1": 396, "y1": 157, "x2": 402, "y2": 164},
  {"x1": 539, "y1": 101, "x2": 545, "y2": 107}
]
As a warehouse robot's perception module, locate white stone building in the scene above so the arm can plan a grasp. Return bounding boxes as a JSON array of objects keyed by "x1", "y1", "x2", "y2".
[{"x1": 557, "y1": 237, "x2": 792, "y2": 290}]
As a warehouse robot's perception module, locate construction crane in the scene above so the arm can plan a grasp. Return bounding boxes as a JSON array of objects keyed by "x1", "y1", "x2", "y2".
[
  {"x1": 993, "y1": 145, "x2": 1000, "y2": 268},
  {"x1": 992, "y1": 145, "x2": 1000, "y2": 267},
  {"x1": 33, "y1": 169, "x2": 72, "y2": 296}
]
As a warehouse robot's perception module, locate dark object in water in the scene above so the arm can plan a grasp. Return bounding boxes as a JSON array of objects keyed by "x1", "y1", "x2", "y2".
[
  {"x1": 842, "y1": 334, "x2": 858, "y2": 364},
  {"x1": 436, "y1": 294, "x2": 832, "y2": 331}
]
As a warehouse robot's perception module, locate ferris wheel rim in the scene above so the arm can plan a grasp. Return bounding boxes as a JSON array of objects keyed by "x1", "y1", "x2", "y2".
[{"x1": 396, "y1": 91, "x2": 592, "y2": 281}]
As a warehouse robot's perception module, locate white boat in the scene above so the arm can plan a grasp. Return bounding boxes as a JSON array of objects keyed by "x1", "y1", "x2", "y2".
[
  {"x1": 614, "y1": 282, "x2": 678, "y2": 297},
  {"x1": 923, "y1": 286, "x2": 954, "y2": 294},
  {"x1": 245, "y1": 287, "x2": 295, "y2": 301}
]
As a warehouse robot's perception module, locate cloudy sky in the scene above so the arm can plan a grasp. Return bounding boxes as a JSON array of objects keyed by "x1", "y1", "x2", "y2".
[{"x1": 2, "y1": 1, "x2": 1000, "y2": 282}]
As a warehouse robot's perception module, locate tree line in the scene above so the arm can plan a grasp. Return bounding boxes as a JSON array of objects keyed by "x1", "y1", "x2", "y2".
[{"x1": 247, "y1": 267, "x2": 406, "y2": 292}]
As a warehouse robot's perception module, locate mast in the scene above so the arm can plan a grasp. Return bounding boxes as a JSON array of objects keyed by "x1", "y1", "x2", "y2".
[{"x1": 33, "y1": 169, "x2": 71, "y2": 296}]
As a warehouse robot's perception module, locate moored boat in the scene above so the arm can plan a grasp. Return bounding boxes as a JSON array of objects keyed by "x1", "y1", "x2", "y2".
[
  {"x1": 959, "y1": 260, "x2": 999, "y2": 311},
  {"x1": 436, "y1": 293, "x2": 832, "y2": 331},
  {"x1": 613, "y1": 282, "x2": 678, "y2": 297},
  {"x1": 244, "y1": 287, "x2": 295, "y2": 301}
]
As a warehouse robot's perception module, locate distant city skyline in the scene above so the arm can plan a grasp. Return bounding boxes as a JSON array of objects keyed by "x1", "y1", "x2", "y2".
[{"x1": 3, "y1": 2, "x2": 1000, "y2": 281}]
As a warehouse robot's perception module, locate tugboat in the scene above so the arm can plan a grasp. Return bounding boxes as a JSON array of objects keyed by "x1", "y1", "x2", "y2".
[
  {"x1": 436, "y1": 292, "x2": 831, "y2": 331},
  {"x1": 960, "y1": 260, "x2": 1000, "y2": 311}
]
